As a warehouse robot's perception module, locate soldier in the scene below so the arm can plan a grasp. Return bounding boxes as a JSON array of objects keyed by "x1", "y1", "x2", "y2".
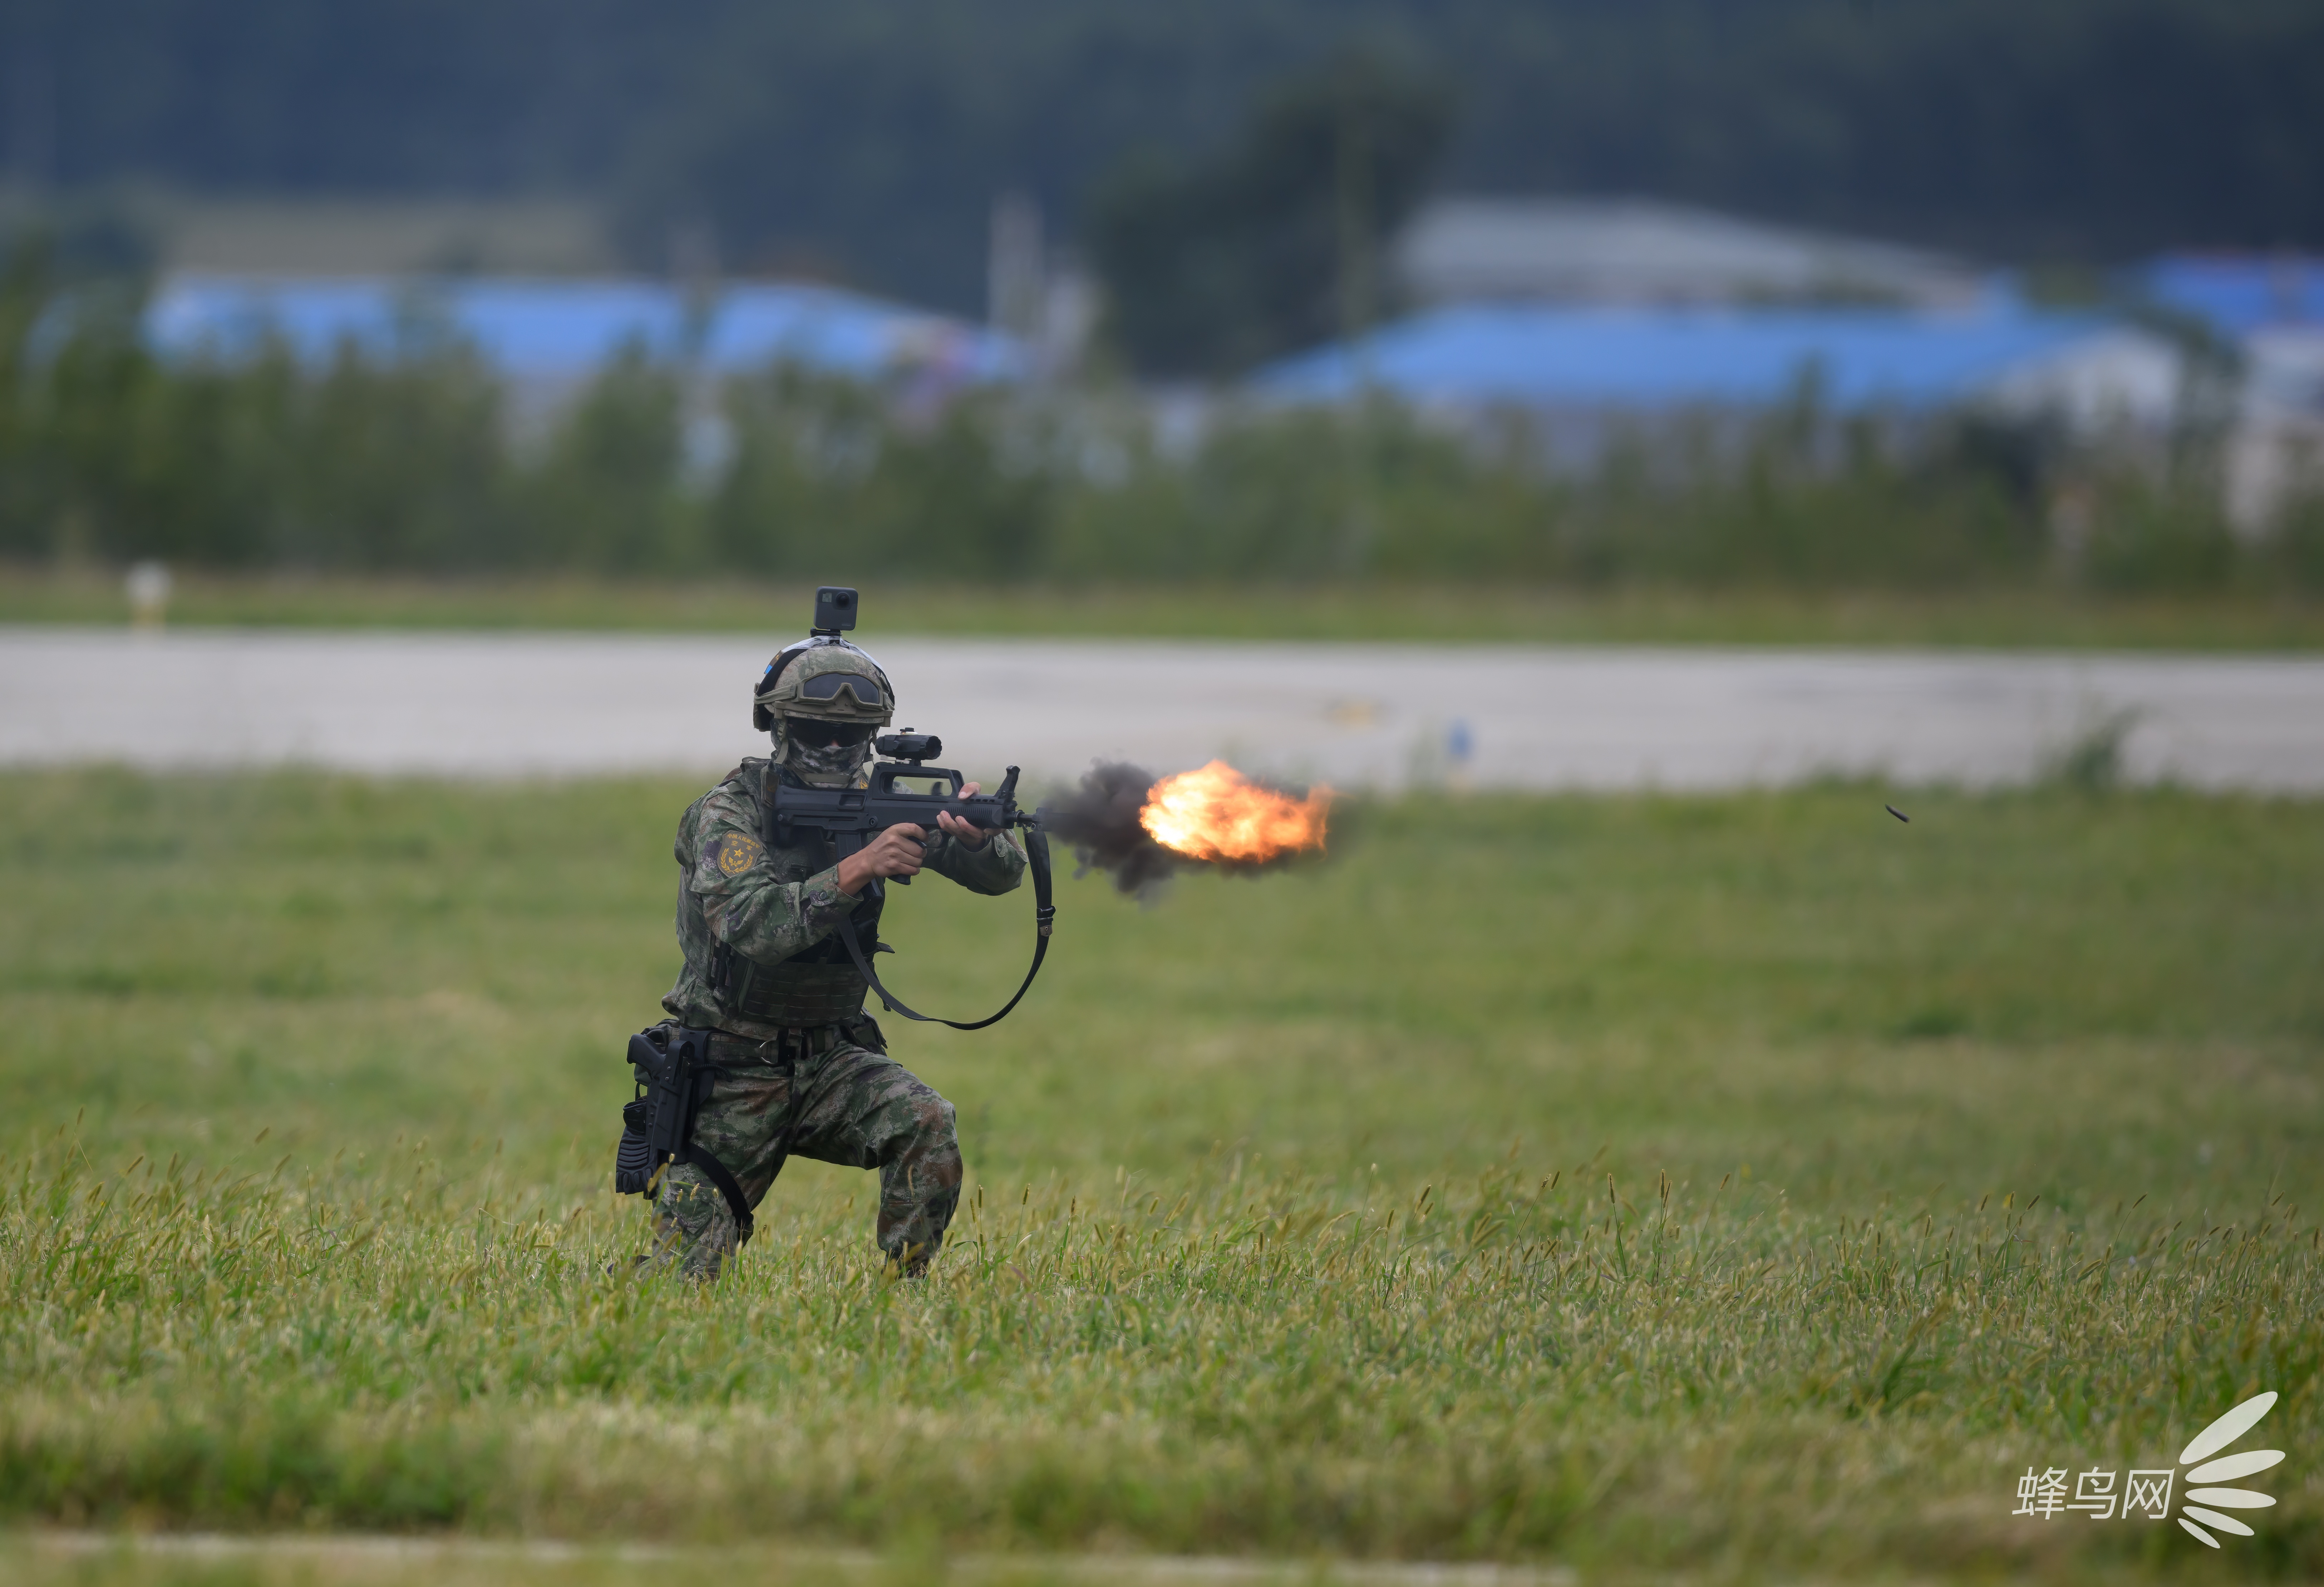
[{"x1": 642, "y1": 634, "x2": 1025, "y2": 1279}]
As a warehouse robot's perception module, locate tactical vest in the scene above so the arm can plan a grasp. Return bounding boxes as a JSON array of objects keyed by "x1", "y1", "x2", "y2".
[
  {"x1": 722, "y1": 951, "x2": 870, "y2": 1024},
  {"x1": 712, "y1": 759, "x2": 880, "y2": 1026}
]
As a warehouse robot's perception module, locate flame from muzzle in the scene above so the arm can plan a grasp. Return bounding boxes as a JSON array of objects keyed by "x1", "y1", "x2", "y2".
[
  {"x1": 1139, "y1": 760, "x2": 1332, "y2": 863},
  {"x1": 1039, "y1": 759, "x2": 1332, "y2": 896}
]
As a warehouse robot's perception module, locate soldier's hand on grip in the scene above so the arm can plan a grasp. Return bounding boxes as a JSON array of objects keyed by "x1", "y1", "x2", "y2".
[{"x1": 840, "y1": 824, "x2": 928, "y2": 894}]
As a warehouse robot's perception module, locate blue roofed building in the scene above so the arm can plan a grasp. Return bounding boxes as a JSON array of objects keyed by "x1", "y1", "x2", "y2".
[
  {"x1": 1250, "y1": 300, "x2": 2184, "y2": 458},
  {"x1": 1246, "y1": 195, "x2": 2185, "y2": 464},
  {"x1": 2137, "y1": 255, "x2": 2324, "y2": 533},
  {"x1": 146, "y1": 272, "x2": 1028, "y2": 430},
  {"x1": 2140, "y1": 254, "x2": 2324, "y2": 340}
]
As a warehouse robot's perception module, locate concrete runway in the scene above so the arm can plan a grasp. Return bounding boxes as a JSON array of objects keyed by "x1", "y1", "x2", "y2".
[{"x1": 5, "y1": 625, "x2": 2323, "y2": 792}]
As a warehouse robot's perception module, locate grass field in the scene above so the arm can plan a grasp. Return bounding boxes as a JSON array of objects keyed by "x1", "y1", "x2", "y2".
[
  {"x1": 8, "y1": 565, "x2": 2324, "y2": 650},
  {"x1": 0, "y1": 769, "x2": 2317, "y2": 1582}
]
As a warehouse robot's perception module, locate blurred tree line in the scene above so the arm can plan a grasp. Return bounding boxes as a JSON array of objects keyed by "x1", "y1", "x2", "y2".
[
  {"x1": 5, "y1": 0, "x2": 2322, "y2": 315},
  {"x1": 5, "y1": 243, "x2": 2319, "y2": 593},
  {"x1": 1084, "y1": 54, "x2": 1453, "y2": 378}
]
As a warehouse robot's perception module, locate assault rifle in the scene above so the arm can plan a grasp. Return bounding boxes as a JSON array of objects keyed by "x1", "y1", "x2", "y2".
[
  {"x1": 763, "y1": 731, "x2": 1055, "y2": 1030},
  {"x1": 767, "y1": 732, "x2": 1023, "y2": 877}
]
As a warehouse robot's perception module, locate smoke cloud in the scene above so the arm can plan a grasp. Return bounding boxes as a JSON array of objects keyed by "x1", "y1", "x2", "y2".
[{"x1": 1039, "y1": 761, "x2": 1179, "y2": 896}]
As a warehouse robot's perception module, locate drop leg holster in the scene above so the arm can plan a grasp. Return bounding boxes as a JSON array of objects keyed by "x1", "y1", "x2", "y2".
[{"x1": 614, "y1": 1024, "x2": 756, "y2": 1243}]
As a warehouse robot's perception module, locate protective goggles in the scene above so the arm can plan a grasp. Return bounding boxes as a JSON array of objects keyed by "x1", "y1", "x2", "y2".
[
  {"x1": 794, "y1": 672, "x2": 887, "y2": 710},
  {"x1": 787, "y1": 719, "x2": 878, "y2": 749}
]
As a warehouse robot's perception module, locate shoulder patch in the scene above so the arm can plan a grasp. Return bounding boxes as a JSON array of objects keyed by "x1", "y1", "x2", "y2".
[{"x1": 714, "y1": 831, "x2": 765, "y2": 877}]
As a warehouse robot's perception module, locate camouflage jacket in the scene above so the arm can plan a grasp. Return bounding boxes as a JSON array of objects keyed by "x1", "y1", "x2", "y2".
[{"x1": 661, "y1": 758, "x2": 1027, "y2": 1040}]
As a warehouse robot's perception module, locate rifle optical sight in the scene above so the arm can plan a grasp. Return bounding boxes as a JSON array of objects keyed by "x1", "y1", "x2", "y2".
[{"x1": 877, "y1": 731, "x2": 942, "y2": 762}]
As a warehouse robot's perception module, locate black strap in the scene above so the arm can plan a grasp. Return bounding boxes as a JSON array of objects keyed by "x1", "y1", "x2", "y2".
[
  {"x1": 676, "y1": 1142, "x2": 756, "y2": 1245},
  {"x1": 653, "y1": 1028, "x2": 757, "y2": 1244},
  {"x1": 838, "y1": 825, "x2": 1055, "y2": 1031},
  {"x1": 761, "y1": 1042, "x2": 801, "y2": 1197}
]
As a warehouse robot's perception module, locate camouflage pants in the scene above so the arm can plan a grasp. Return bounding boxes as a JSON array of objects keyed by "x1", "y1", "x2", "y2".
[{"x1": 648, "y1": 1019, "x2": 961, "y2": 1280}]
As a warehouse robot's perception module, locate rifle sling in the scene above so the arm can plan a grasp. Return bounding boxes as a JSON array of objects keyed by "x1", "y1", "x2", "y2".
[{"x1": 838, "y1": 825, "x2": 1055, "y2": 1031}]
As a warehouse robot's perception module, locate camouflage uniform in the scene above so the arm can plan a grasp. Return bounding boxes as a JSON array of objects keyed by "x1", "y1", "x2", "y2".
[{"x1": 647, "y1": 756, "x2": 1025, "y2": 1278}]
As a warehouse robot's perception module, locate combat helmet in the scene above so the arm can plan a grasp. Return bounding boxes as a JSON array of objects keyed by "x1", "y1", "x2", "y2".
[{"x1": 753, "y1": 637, "x2": 896, "y2": 787}]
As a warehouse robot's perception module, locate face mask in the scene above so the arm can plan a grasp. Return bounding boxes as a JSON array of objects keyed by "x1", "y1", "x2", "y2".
[{"x1": 778, "y1": 725, "x2": 870, "y2": 787}]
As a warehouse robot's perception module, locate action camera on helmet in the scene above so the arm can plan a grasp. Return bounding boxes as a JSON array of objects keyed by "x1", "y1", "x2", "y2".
[{"x1": 812, "y1": 586, "x2": 858, "y2": 635}]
